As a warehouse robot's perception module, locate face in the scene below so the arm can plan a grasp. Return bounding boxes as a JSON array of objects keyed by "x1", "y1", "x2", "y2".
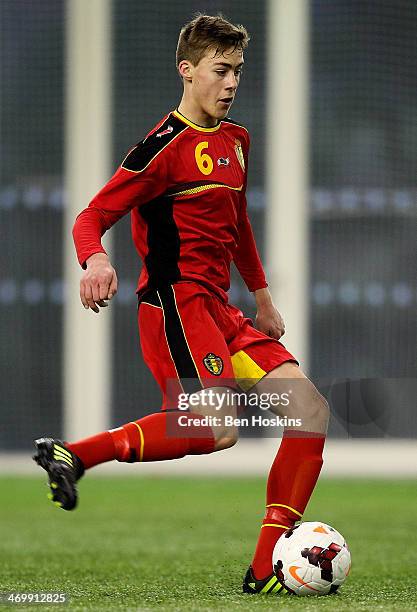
[{"x1": 179, "y1": 46, "x2": 244, "y2": 123}]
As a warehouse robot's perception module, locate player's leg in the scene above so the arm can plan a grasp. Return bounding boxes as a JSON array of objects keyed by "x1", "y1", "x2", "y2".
[
  {"x1": 223, "y1": 307, "x2": 328, "y2": 593},
  {"x1": 66, "y1": 284, "x2": 239, "y2": 466},
  {"x1": 33, "y1": 283, "x2": 239, "y2": 509},
  {"x1": 33, "y1": 386, "x2": 238, "y2": 511},
  {"x1": 249, "y1": 362, "x2": 329, "y2": 583}
]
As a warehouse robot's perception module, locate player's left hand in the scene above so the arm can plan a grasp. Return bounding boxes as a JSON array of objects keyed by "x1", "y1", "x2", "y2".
[{"x1": 255, "y1": 303, "x2": 285, "y2": 340}]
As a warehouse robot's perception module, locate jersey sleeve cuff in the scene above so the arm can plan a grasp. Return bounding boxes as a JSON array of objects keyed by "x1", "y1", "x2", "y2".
[
  {"x1": 248, "y1": 280, "x2": 269, "y2": 293},
  {"x1": 79, "y1": 247, "x2": 108, "y2": 270}
]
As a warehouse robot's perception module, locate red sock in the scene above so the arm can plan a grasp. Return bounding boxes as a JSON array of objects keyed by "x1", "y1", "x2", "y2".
[
  {"x1": 66, "y1": 411, "x2": 215, "y2": 469},
  {"x1": 251, "y1": 429, "x2": 325, "y2": 579},
  {"x1": 67, "y1": 431, "x2": 116, "y2": 468}
]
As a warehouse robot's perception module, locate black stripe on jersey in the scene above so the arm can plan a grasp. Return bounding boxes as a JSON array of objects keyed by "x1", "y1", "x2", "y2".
[
  {"x1": 157, "y1": 285, "x2": 203, "y2": 395},
  {"x1": 221, "y1": 116, "x2": 248, "y2": 131},
  {"x1": 140, "y1": 195, "x2": 181, "y2": 287},
  {"x1": 138, "y1": 288, "x2": 161, "y2": 307},
  {"x1": 121, "y1": 115, "x2": 186, "y2": 172}
]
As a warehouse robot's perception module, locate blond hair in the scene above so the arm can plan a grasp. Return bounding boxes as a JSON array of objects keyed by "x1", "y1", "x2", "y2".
[{"x1": 176, "y1": 13, "x2": 250, "y2": 68}]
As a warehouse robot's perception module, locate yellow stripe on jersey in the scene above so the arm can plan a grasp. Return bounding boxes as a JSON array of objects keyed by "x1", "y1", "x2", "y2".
[
  {"x1": 230, "y1": 350, "x2": 266, "y2": 391},
  {"x1": 169, "y1": 183, "x2": 242, "y2": 197},
  {"x1": 261, "y1": 524, "x2": 291, "y2": 529}
]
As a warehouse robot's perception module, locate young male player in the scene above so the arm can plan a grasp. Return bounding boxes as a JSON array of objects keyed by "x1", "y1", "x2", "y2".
[{"x1": 33, "y1": 14, "x2": 329, "y2": 595}]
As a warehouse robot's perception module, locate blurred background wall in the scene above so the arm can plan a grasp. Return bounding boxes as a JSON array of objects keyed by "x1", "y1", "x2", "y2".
[{"x1": 1, "y1": 0, "x2": 416, "y2": 453}]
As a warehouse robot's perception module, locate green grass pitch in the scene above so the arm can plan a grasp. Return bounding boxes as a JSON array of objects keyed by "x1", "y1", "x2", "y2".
[{"x1": 1, "y1": 476, "x2": 416, "y2": 611}]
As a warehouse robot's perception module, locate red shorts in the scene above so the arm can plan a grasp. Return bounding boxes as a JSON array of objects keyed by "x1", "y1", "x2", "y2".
[{"x1": 138, "y1": 281, "x2": 297, "y2": 409}]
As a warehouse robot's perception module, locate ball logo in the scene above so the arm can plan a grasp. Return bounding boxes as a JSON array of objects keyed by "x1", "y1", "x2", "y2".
[
  {"x1": 203, "y1": 353, "x2": 223, "y2": 375},
  {"x1": 288, "y1": 566, "x2": 320, "y2": 592}
]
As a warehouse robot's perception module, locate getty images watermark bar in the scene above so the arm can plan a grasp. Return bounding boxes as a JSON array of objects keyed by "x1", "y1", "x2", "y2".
[
  {"x1": 165, "y1": 377, "x2": 302, "y2": 438},
  {"x1": 165, "y1": 377, "x2": 417, "y2": 438}
]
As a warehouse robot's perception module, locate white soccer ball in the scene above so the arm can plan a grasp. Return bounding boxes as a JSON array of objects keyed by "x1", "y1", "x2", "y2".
[{"x1": 272, "y1": 521, "x2": 351, "y2": 596}]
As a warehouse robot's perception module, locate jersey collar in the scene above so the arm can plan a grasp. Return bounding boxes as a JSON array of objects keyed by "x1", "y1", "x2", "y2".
[{"x1": 172, "y1": 109, "x2": 221, "y2": 133}]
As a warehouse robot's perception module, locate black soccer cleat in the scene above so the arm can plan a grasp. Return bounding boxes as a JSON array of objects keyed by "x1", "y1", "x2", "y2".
[
  {"x1": 32, "y1": 438, "x2": 84, "y2": 511},
  {"x1": 242, "y1": 566, "x2": 286, "y2": 595}
]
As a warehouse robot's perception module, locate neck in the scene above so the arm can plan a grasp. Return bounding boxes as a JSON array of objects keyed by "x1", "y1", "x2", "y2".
[{"x1": 177, "y1": 96, "x2": 219, "y2": 128}]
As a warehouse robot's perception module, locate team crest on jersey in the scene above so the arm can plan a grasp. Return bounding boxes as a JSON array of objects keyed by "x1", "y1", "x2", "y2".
[
  {"x1": 234, "y1": 140, "x2": 245, "y2": 170},
  {"x1": 156, "y1": 125, "x2": 173, "y2": 138},
  {"x1": 217, "y1": 157, "x2": 230, "y2": 167},
  {"x1": 203, "y1": 353, "x2": 223, "y2": 376}
]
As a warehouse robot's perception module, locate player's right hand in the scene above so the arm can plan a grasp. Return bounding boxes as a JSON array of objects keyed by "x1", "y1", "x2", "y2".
[{"x1": 80, "y1": 252, "x2": 118, "y2": 313}]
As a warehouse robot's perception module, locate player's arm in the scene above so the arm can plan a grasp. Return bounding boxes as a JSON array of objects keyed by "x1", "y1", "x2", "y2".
[
  {"x1": 233, "y1": 132, "x2": 267, "y2": 293},
  {"x1": 73, "y1": 139, "x2": 169, "y2": 312},
  {"x1": 234, "y1": 196, "x2": 285, "y2": 340},
  {"x1": 233, "y1": 133, "x2": 285, "y2": 339},
  {"x1": 233, "y1": 192, "x2": 267, "y2": 293}
]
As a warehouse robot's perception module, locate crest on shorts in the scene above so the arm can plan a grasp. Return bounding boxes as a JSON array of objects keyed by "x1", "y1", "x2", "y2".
[
  {"x1": 234, "y1": 140, "x2": 245, "y2": 171},
  {"x1": 203, "y1": 353, "x2": 223, "y2": 376}
]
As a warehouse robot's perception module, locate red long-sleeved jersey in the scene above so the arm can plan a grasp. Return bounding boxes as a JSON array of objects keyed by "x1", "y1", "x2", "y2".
[{"x1": 72, "y1": 109, "x2": 268, "y2": 303}]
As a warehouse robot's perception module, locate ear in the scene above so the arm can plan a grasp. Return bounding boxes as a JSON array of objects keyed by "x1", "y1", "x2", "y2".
[{"x1": 178, "y1": 59, "x2": 194, "y2": 82}]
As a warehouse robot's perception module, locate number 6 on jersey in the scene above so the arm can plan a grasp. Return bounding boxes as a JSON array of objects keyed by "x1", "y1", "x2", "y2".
[{"x1": 195, "y1": 141, "x2": 213, "y2": 175}]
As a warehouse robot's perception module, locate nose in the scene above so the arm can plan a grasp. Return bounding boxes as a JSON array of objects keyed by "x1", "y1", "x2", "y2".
[{"x1": 226, "y1": 72, "x2": 238, "y2": 91}]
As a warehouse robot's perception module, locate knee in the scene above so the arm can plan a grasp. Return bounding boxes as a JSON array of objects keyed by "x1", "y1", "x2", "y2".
[
  {"x1": 310, "y1": 390, "x2": 330, "y2": 430},
  {"x1": 289, "y1": 384, "x2": 329, "y2": 433},
  {"x1": 214, "y1": 428, "x2": 239, "y2": 451}
]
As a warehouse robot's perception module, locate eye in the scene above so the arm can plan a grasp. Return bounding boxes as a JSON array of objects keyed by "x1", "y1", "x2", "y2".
[{"x1": 215, "y1": 70, "x2": 226, "y2": 76}]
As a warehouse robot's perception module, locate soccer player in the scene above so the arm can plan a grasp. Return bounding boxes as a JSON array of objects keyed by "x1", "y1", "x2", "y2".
[{"x1": 33, "y1": 14, "x2": 329, "y2": 595}]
